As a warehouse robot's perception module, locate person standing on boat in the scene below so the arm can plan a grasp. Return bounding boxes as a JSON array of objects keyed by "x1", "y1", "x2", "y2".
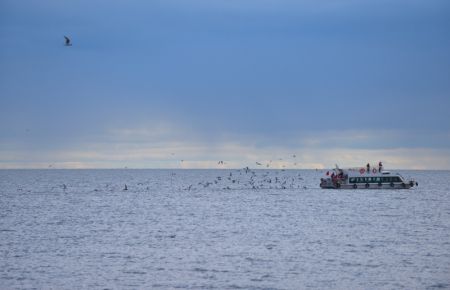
[
  {"x1": 378, "y1": 161, "x2": 383, "y2": 172},
  {"x1": 331, "y1": 172, "x2": 336, "y2": 184},
  {"x1": 366, "y1": 163, "x2": 370, "y2": 174}
]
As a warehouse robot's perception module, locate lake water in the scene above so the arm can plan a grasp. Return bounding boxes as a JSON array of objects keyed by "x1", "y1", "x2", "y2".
[{"x1": 1, "y1": 169, "x2": 450, "y2": 289}]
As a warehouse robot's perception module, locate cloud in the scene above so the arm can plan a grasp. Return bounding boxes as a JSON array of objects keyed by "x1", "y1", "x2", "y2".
[
  {"x1": 2, "y1": 144, "x2": 449, "y2": 169},
  {"x1": 1, "y1": 125, "x2": 449, "y2": 169}
]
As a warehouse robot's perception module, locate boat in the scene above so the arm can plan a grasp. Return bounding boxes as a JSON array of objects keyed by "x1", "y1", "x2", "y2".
[{"x1": 320, "y1": 165, "x2": 418, "y2": 189}]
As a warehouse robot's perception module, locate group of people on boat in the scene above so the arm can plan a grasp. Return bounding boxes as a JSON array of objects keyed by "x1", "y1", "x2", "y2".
[
  {"x1": 366, "y1": 161, "x2": 383, "y2": 173},
  {"x1": 329, "y1": 168, "x2": 347, "y2": 184}
]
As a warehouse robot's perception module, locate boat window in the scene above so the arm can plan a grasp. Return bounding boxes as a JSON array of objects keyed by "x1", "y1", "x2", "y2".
[{"x1": 349, "y1": 178, "x2": 355, "y2": 183}]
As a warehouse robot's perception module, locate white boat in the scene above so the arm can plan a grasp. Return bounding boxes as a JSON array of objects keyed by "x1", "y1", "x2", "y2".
[{"x1": 320, "y1": 165, "x2": 418, "y2": 189}]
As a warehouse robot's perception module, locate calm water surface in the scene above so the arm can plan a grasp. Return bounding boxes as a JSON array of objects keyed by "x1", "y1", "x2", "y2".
[{"x1": 1, "y1": 169, "x2": 450, "y2": 289}]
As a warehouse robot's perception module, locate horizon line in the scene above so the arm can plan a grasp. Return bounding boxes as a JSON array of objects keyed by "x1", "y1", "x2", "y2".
[{"x1": 0, "y1": 167, "x2": 447, "y2": 171}]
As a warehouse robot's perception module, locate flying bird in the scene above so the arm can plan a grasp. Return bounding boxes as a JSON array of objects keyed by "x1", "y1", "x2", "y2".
[{"x1": 64, "y1": 36, "x2": 72, "y2": 46}]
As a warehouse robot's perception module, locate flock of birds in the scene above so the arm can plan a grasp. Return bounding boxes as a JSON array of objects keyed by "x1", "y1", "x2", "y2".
[
  {"x1": 170, "y1": 154, "x2": 309, "y2": 191},
  {"x1": 52, "y1": 155, "x2": 310, "y2": 193},
  {"x1": 181, "y1": 167, "x2": 307, "y2": 192},
  {"x1": 55, "y1": 168, "x2": 307, "y2": 194}
]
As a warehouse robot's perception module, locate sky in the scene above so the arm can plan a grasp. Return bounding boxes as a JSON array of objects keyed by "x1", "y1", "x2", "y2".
[{"x1": 1, "y1": 0, "x2": 450, "y2": 169}]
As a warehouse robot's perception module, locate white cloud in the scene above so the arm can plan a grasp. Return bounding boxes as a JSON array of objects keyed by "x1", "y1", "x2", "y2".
[
  {"x1": 1, "y1": 126, "x2": 449, "y2": 169},
  {"x1": 1, "y1": 143, "x2": 449, "y2": 170}
]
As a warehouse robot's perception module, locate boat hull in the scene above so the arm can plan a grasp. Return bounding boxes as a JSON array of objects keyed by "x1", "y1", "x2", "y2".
[{"x1": 320, "y1": 182, "x2": 415, "y2": 189}]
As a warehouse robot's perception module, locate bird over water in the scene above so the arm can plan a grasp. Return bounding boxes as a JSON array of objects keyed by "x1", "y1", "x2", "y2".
[{"x1": 64, "y1": 36, "x2": 72, "y2": 46}]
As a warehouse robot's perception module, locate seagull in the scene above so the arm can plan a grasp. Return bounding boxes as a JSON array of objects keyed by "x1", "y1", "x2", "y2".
[
  {"x1": 64, "y1": 36, "x2": 72, "y2": 46},
  {"x1": 123, "y1": 184, "x2": 128, "y2": 191},
  {"x1": 256, "y1": 162, "x2": 262, "y2": 166}
]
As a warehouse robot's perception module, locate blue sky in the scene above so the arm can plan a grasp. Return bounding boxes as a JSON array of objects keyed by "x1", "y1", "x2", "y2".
[{"x1": 1, "y1": 0, "x2": 450, "y2": 169}]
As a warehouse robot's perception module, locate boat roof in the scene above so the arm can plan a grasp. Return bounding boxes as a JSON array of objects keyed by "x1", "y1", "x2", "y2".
[{"x1": 331, "y1": 166, "x2": 399, "y2": 177}]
